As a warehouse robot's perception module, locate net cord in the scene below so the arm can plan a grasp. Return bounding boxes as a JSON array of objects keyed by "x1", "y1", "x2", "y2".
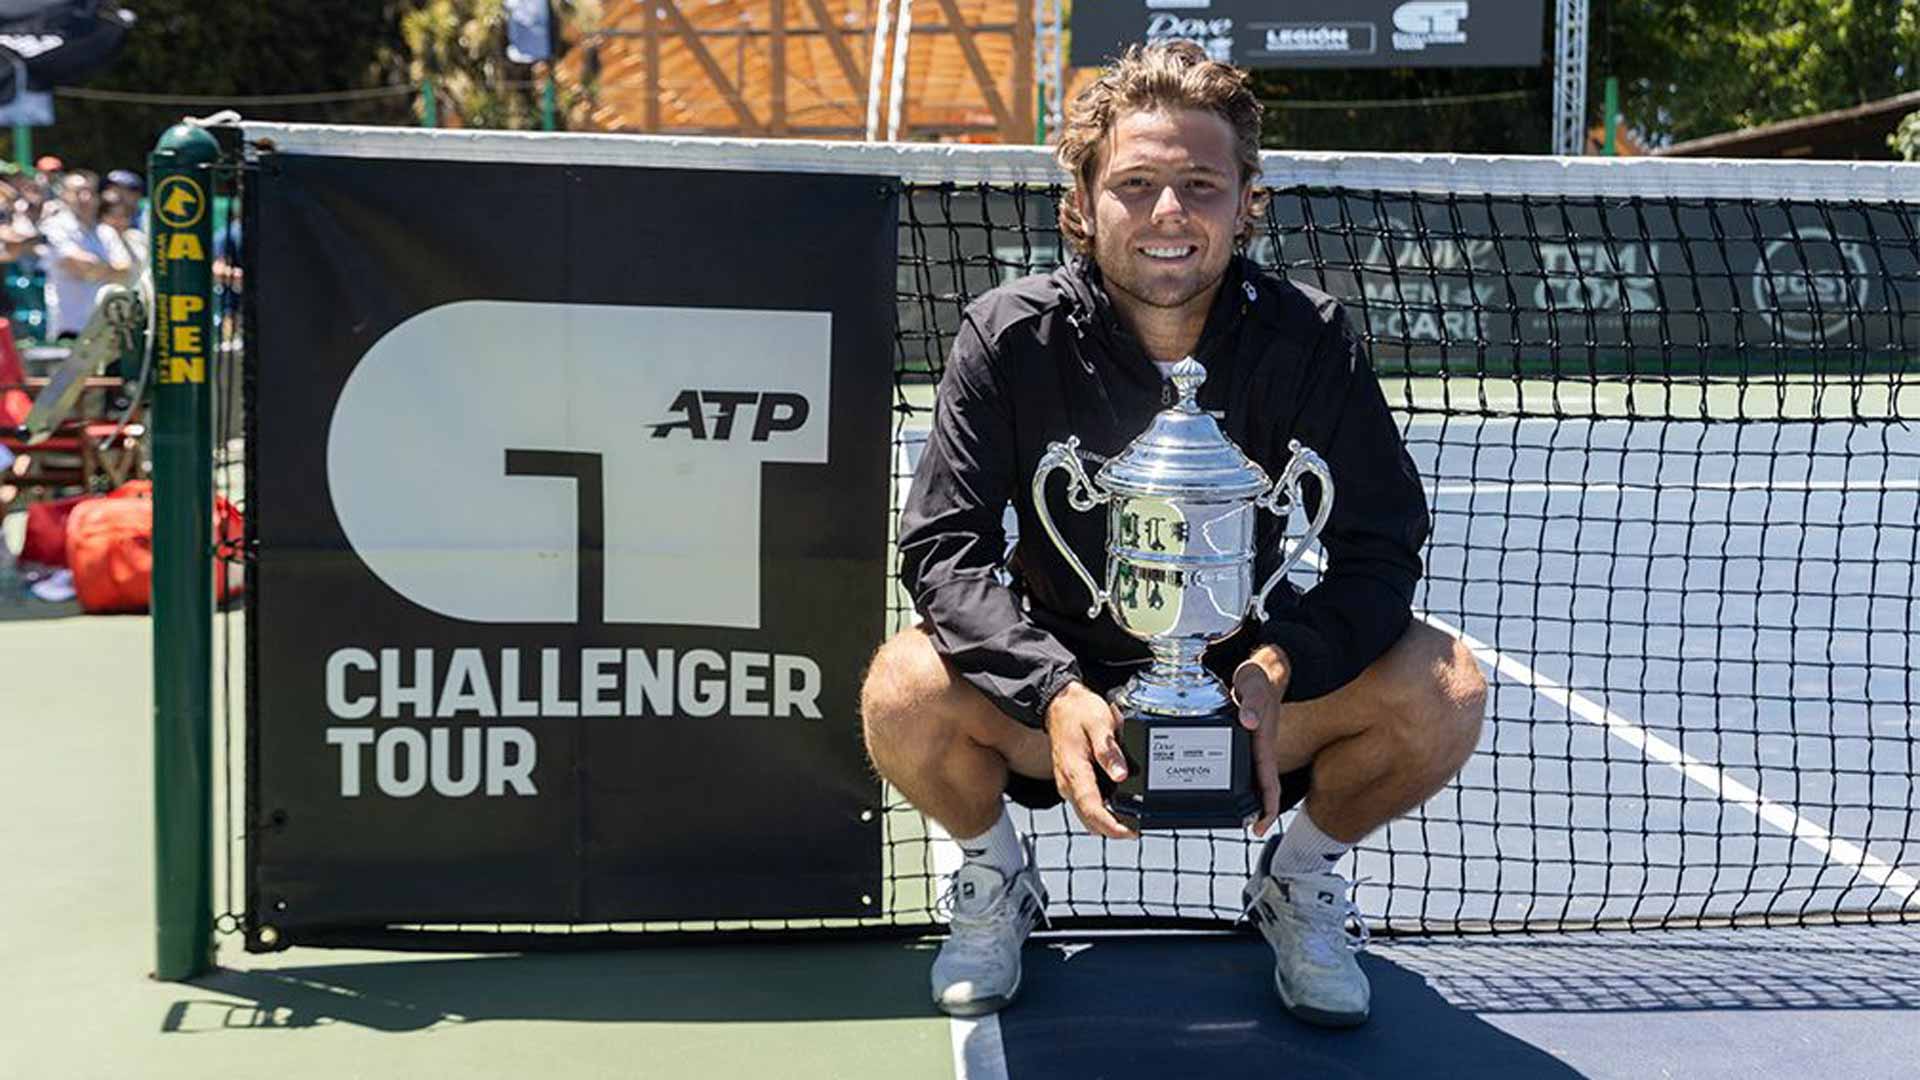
[{"x1": 232, "y1": 120, "x2": 1920, "y2": 203}]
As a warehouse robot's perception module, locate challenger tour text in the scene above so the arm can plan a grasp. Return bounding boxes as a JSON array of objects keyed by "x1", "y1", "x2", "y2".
[{"x1": 321, "y1": 646, "x2": 824, "y2": 797}]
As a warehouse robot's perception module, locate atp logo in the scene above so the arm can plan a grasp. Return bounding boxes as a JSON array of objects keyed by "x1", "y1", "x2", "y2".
[
  {"x1": 651, "y1": 390, "x2": 810, "y2": 441},
  {"x1": 327, "y1": 300, "x2": 831, "y2": 629}
]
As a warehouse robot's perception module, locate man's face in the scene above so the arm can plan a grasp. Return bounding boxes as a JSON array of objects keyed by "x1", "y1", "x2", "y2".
[
  {"x1": 1080, "y1": 107, "x2": 1252, "y2": 312},
  {"x1": 62, "y1": 176, "x2": 95, "y2": 214}
]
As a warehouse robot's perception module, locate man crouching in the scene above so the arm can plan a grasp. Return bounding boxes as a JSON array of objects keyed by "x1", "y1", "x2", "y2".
[{"x1": 861, "y1": 41, "x2": 1486, "y2": 1028}]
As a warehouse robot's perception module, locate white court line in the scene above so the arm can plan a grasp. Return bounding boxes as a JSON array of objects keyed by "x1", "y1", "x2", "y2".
[
  {"x1": 1417, "y1": 604, "x2": 1920, "y2": 907},
  {"x1": 1430, "y1": 479, "x2": 1920, "y2": 496},
  {"x1": 951, "y1": 1014, "x2": 1010, "y2": 1080},
  {"x1": 1291, "y1": 549, "x2": 1920, "y2": 905},
  {"x1": 920, "y1": 811, "x2": 997, "y2": 1080}
]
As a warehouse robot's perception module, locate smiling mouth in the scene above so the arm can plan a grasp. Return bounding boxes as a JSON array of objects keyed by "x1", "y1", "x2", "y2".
[{"x1": 1139, "y1": 244, "x2": 1197, "y2": 261}]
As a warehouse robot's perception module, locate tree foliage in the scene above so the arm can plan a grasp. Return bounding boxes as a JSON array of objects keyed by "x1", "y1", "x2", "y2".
[
  {"x1": 14, "y1": 0, "x2": 608, "y2": 173},
  {"x1": 1892, "y1": 110, "x2": 1920, "y2": 160},
  {"x1": 19, "y1": 1, "x2": 1920, "y2": 168},
  {"x1": 376, "y1": 0, "x2": 600, "y2": 130},
  {"x1": 19, "y1": 0, "x2": 407, "y2": 173},
  {"x1": 1604, "y1": 0, "x2": 1920, "y2": 147},
  {"x1": 1248, "y1": 0, "x2": 1919, "y2": 154}
]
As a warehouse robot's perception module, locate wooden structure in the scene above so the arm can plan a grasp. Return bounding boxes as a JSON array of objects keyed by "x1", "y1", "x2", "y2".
[
  {"x1": 555, "y1": 1, "x2": 1070, "y2": 143},
  {"x1": 1658, "y1": 90, "x2": 1920, "y2": 160}
]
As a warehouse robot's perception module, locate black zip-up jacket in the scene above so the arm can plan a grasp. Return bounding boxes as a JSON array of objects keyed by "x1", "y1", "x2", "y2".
[{"x1": 899, "y1": 255, "x2": 1429, "y2": 729}]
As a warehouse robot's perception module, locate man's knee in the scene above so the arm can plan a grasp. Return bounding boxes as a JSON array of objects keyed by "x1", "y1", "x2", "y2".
[
  {"x1": 859, "y1": 628, "x2": 960, "y2": 767},
  {"x1": 1381, "y1": 622, "x2": 1486, "y2": 778},
  {"x1": 1434, "y1": 635, "x2": 1488, "y2": 768}
]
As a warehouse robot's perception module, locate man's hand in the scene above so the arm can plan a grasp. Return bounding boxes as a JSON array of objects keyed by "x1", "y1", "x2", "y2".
[
  {"x1": 1232, "y1": 645, "x2": 1298, "y2": 837},
  {"x1": 1045, "y1": 680, "x2": 1138, "y2": 840}
]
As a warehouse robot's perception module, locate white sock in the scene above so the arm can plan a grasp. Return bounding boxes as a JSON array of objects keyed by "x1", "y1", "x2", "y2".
[
  {"x1": 1268, "y1": 808, "x2": 1351, "y2": 878},
  {"x1": 954, "y1": 807, "x2": 1025, "y2": 877}
]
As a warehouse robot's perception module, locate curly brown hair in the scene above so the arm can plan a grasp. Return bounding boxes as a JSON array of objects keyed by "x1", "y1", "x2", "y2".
[{"x1": 1055, "y1": 41, "x2": 1268, "y2": 257}]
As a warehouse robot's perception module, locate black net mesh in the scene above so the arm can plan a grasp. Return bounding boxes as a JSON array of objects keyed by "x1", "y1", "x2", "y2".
[
  {"x1": 214, "y1": 152, "x2": 1920, "y2": 946},
  {"x1": 886, "y1": 179, "x2": 1920, "y2": 935},
  {"x1": 213, "y1": 154, "x2": 252, "y2": 939}
]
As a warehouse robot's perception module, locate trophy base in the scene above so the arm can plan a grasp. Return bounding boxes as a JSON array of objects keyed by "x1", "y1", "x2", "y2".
[{"x1": 1104, "y1": 698, "x2": 1260, "y2": 832}]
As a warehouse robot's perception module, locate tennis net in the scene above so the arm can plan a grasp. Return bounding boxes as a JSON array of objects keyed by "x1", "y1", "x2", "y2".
[
  {"x1": 209, "y1": 129, "x2": 1919, "y2": 942},
  {"x1": 886, "y1": 148, "x2": 1920, "y2": 935}
]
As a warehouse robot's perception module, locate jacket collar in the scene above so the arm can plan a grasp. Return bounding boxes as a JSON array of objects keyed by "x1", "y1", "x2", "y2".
[{"x1": 1058, "y1": 253, "x2": 1255, "y2": 379}]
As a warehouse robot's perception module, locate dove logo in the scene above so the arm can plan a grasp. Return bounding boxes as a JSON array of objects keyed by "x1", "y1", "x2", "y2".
[{"x1": 326, "y1": 300, "x2": 831, "y2": 630}]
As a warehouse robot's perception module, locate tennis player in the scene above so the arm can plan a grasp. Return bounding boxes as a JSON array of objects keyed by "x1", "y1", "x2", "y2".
[{"x1": 860, "y1": 41, "x2": 1486, "y2": 1028}]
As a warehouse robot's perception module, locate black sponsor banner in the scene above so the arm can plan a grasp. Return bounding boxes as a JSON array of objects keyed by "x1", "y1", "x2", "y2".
[
  {"x1": 1070, "y1": 1, "x2": 1545, "y2": 70},
  {"x1": 902, "y1": 185, "x2": 1915, "y2": 372},
  {"x1": 251, "y1": 155, "x2": 894, "y2": 934}
]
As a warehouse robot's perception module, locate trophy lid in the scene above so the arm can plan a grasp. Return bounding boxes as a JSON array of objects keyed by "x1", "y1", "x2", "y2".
[{"x1": 1096, "y1": 358, "x2": 1272, "y2": 499}]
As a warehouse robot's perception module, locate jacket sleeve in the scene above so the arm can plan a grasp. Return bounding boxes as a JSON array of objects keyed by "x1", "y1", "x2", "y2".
[
  {"x1": 898, "y1": 315, "x2": 1083, "y2": 728},
  {"x1": 1257, "y1": 312, "x2": 1430, "y2": 702}
]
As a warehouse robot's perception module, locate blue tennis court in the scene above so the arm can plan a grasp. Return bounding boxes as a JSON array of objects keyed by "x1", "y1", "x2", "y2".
[
  {"x1": 897, "y1": 396, "x2": 1920, "y2": 1078},
  {"x1": 894, "y1": 397, "x2": 1920, "y2": 936}
]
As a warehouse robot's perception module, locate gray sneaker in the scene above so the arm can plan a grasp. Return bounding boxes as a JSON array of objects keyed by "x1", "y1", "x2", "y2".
[
  {"x1": 1242, "y1": 850, "x2": 1371, "y2": 1027},
  {"x1": 930, "y1": 847, "x2": 1048, "y2": 1017}
]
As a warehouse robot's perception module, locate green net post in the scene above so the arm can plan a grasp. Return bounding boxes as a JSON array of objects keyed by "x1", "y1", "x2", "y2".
[
  {"x1": 422, "y1": 79, "x2": 438, "y2": 128},
  {"x1": 541, "y1": 70, "x2": 557, "y2": 131},
  {"x1": 12, "y1": 123, "x2": 28, "y2": 170},
  {"x1": 148, "y1": 122, "x2": 218, "y2": 981}
]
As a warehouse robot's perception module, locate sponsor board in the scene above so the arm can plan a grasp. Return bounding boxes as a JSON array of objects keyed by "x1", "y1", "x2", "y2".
[
  {"x1": 250, "y1": 157, "x2": 893, "y2": 933},
  {"x1": 1391, "y1": 1, "x2": 1471, "y2": 51},
  {"x1": 1248, "y1": 22, "x2": 1378, "y2": 60},
  {"x1": 1070, "y1": 0, "x2": 1539, "y2": 69},
  {"x1": 979, "y1": 194, "x2": 1902, "y2": 370},
  {"x1": 1146, "y1": 11, "x2": 1235, "y2": 63}
]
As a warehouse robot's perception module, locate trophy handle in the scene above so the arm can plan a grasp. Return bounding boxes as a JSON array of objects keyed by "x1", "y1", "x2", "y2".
[
  {"x1": 1032, "y1": 436, "x2": 1111, "y2": 619},
  {"x1": 1251, "y1": 440, "x2": 1334, "y2": 623}
]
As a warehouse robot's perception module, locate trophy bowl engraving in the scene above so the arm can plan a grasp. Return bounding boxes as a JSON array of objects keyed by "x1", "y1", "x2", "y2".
[
  {"x1": 1106, "y1": 494, "x2": 1255, "y2": 645},
  {"x1": 1031, "y1": 358, "x2": 1334, "y2": 830}
]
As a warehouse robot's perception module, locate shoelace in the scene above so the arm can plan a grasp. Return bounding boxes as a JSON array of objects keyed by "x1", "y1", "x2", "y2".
[
  {"x1": 1242, "y1": 875, "x2": 1372, "y2": 961},
  {"x1": 938, "y1": 874, "x2": 1047, "y2": 961},
  {"x1": 1289, "y1": 899, "x2": 1363, "y2": 966}
]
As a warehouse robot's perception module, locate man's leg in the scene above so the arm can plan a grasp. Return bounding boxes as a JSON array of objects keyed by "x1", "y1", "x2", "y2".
[
  {"x1": 860, "y1": 626, "x2": 1054, "y2": 1016},
  {"x1": 1245, "y1": 620, "x2": 1487, "y2": 1028},
  {"x1": 1274, "y1": 621, "x2": 1487, "y2": 843},
  {"x1": 859, "y1": 626, "x2": 1053, "y2": 836}
]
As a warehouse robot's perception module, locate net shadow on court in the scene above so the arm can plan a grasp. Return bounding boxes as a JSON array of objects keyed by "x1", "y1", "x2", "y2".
[
  {"x1": 982, "y1": 924, "x2": 1920, "y2": 1079},
  {"x1": 1383, "y1": 924, "x2": 1920, "y2": 1014},
  {"x1": 163, "y1": 940, "x2": 946, "y2": 1033},
  {"x1": 991, "y1": 936, "x2": 1584, "y2": 1079}
]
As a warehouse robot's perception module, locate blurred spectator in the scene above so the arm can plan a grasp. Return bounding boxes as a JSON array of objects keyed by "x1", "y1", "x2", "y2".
[
  {"x1": 0, "y1": 177, "x2": 37, "y2": 261},
  {"x1": 102, "y1": 168, "x2": 146, "y2": 234},
  {"x1": 40, "y1": 170, "x2": 133, "y2": 338},
  {"x1": 213, "y1": 216, "x2": 241, "y2": 339},
  {"x1": 16, "y1": 170, "x2": 49, "y2": 225},
  {"x1": 102, "y1": 168, "x2": 142, "y2": 197},
  {"x1": 0, "y1": 167, "x2": 47, "y2": 334},
  {"x1": 100, "y1": 186, "x2": 145, "y2": 278}
]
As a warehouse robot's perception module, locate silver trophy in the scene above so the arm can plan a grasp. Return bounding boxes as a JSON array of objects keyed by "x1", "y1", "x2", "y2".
[{"x1": 1032, "y1": 358, "x2": 1333, "y2": 830}]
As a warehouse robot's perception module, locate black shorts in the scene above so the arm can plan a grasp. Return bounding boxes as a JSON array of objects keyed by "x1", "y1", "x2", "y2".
[{"x1": 1001, "y1": 629, "x2": 1314, "y2": 816}]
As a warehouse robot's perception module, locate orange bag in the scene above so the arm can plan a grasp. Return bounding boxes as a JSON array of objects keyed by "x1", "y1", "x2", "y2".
[{"x1": 65, "y1": 481, "x2": 245, "y2": 614}]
